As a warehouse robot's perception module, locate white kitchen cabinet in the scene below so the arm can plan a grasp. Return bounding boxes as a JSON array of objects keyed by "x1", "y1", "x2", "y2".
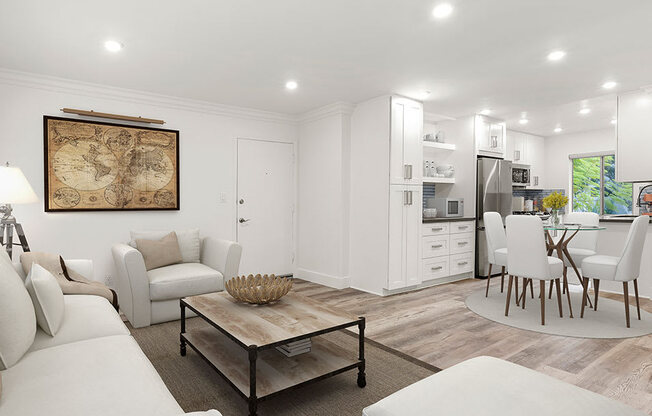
[
  {"x1": 527, "y1": 134, "x2": 545, "y2": 189},
  {"x1": 475, "y1": 115, "x2": 506, "y2": 158},
  {"x1": 387, "y1": 185, "x2": 422, "y2": 290},
  {"x1": 390, "y1": 97, "x2": 423, "y2": 185},
  {"x1": 506, "y1": 130, "x2": 528, "y2": 164},
  {"x1": 617, "y1": 90, "x2": 652, "y2": 182},
  {"x1": 349, "y1": 95, "x2": 425, "y2": 295},
  {"x1": 420, "y1": 220, "x2": 475, "y2": 285}
]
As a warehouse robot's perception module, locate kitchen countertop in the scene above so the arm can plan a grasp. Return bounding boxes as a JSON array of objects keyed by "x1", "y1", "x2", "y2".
[{"x1": 423, "y1": 217, "x2": 475, "y2": 223}]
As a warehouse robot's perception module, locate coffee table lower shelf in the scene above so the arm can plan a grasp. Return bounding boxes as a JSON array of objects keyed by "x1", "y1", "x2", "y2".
[{"x1": 182, "y1": 327, "x2": 362, "y2": 402}]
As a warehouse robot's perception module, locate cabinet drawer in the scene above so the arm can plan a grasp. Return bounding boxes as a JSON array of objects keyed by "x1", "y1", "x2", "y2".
[
  {"x1": 450, "y1": 221, "x2": 474, "y2": 234},
  {"x1": 422, "y1": 222, "x2": 449, "y2": 236},
  {"x1": 450, "y1": 252, "x2": 473, "y2": 275},
  {"x1": 449, "y1": 232, "x2": 474, "y2": 254},
  {"x1": 422, "y1": 235, "x2": 450, "y2": 258},
  {"x1": 423, "y1": 256, "x2": 449, "y2": 281}
]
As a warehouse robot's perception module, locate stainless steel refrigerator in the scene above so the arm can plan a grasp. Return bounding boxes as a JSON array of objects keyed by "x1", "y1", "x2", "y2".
[{"x1": 475, "y1": 157, "x2": 513, "y2": 278}]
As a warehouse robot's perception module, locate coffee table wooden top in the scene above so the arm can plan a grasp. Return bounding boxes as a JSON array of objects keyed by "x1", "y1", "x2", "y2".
[{"x1": 183, "y1": 291, "x2": 360, "y2": 348}]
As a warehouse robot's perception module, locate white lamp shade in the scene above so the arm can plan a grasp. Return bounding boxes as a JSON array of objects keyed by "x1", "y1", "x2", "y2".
[{"x1": 0, "y1": 165, "x2": 38, "y2": 204}]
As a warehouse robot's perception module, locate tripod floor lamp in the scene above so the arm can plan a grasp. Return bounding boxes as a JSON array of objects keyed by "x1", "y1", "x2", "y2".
[{"x1": 0, "y1": 162, "x2": 38, "y2": 260}]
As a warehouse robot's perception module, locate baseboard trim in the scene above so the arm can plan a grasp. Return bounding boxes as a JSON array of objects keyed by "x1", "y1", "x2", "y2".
[
  {"x1": 295, "y1": 268, "x2": 350, "y2": 289},
  {"x1": 382, "y1": 273, "x2": 473, "y2": 296}
]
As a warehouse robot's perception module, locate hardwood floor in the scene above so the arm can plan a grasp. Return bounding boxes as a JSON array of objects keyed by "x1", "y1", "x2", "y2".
[{"x1": 293, "y1": 278, "x2": 652, "y2": 413}]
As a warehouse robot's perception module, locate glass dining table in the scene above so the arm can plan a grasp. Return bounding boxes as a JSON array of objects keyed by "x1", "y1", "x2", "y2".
[{"x1": 542, "y1": 223, "x2": 606, "y2": 318}]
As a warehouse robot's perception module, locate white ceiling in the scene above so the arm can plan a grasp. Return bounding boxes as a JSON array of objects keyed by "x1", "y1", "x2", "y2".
[{"x1": 1, "y1": 0, "x2": 652, "y2": 123}]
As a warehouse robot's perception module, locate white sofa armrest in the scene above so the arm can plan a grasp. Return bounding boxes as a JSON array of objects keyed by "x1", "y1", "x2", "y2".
[
  {"x1": 65, "y1": 259, "x2": 94, "y2": 280},
  {"x1": 111, "y1": 243, "x2": 151, "y2": 328},
  {"x1": 200, "y1": 237, "x2": 242, "y2": 281}
]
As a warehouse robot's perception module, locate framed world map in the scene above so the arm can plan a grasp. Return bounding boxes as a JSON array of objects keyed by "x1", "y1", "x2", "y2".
[{"x1": 44, "y1": 116, "x2": 179, "y2": 211}]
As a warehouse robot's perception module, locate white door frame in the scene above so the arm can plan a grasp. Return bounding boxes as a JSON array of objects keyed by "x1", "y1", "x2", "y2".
[{"x1": 235, "y1": 137, "x2": 297, "y2": 273}]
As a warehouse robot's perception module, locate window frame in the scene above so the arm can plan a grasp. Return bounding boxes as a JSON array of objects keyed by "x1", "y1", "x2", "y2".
[{"x1": 569, "y1": 152, "x2": 633, "y2": 215}]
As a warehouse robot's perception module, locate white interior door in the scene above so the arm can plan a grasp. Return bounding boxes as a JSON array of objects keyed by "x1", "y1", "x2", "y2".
[{"x1": 237, "y1": 139, "x2": 294, "y2": 276}]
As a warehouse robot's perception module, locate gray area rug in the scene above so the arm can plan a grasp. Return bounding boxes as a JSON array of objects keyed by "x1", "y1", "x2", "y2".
[
  {"x1": 466, "y1": 287, "x2": 652, "y2": 338},
  {"x1": 130, "y1": 317, "x2": 438, "y2": 416}
]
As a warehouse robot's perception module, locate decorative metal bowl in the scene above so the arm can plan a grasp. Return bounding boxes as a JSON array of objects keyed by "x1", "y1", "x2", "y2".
[{"x1": 225, "y1": 274, "x2": 293, "y2": 305}]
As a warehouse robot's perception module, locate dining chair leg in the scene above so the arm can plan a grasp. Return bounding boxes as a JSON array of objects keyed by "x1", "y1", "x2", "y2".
[
  {"x1": 593, "y1": 279, "x2": 600, "y2": 311},
  {"x1": 515, "y1": 278, "x2": 519, "y2": 306},
  {"x1": 522, "y1": 279, "x2": 527, "y2": 310},
  {"x1": 634, "y1": 279, "x2": 641, "y2": 320},
  {"x1": 505, "y1": 275, "x2": 514, "y2": 317},
  {"x1": 580, "y1": 277, "x2": 589, "y2": 319},
  {"x1": 501, "y1": 266, "x2": 505, "y2": 293},
  {"x1": 562, "y1": 267, "x2": 567, "y2": 294},
  {"x1": 530, "y1": 279, "x2": 534, "y2": 299},
  {"x1": 563, "y1": 274, "x2": 574, "y2": 318},
  {"x1": 623, "y1": 281, "x2": 631, "y2": 328},
  {"x1": 555, "y1": 278, "x2": 563, "y2": 318},
  {"x1": 540, "y1": 280, "x2": 546, "y2": 325},
  {"x1": 548, "y1": 278, "x2": 554, "y2": 299},
  {"x1": 485, "y1": 263, "x2": 493, "y2": 297}
]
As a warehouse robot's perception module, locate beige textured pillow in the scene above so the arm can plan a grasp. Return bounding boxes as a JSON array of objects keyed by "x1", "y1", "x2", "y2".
[
  {"x1": 136, "y1": 232, "x2": 183, "y2": 271},
  {"x1": 25, "y1": 263, "x2": 65, "y2": 336}
]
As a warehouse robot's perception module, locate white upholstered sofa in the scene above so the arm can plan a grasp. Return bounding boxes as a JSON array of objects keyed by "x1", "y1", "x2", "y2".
[
  {"x1": 0, "y1": 253, "x2": 220, "y2": 416},
  {"x1": 112, "y1": 234, "x2": 242, "y2": 328},
  {"x1": 363, "y1": 356, "x2": 646, "y2": 416}
]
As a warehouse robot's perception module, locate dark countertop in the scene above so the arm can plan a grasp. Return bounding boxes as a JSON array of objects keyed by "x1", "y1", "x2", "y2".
[
  {"x1": 599, "y1": 215, "x2": 652, "y2": 223},
  {"x1": 423, "y1": 217, "x2": 475, "y2": 223}
]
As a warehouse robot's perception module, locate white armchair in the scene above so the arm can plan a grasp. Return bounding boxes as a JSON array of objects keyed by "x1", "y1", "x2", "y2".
[{"x1": 112, "y1": 237, "x2": 242, "y2": 328}]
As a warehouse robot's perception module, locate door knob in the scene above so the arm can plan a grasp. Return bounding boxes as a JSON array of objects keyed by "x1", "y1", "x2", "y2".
[{"x1": 239, "y1": 218, "x2": 250, "y2": 223}]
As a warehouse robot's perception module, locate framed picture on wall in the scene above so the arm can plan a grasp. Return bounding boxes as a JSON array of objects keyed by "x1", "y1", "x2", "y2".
[{"x1": 43, "y1": 116, "x2": 179, "y2": 211}]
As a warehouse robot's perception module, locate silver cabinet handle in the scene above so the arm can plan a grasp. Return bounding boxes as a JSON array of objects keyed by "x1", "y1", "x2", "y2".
[
  {"x1": 431, "y1": 244, "x2": 443, "y2": 249},
  {"x1": 458, "y1": 261, "x2": 468, "y2": 266},
  {"x1": 431, "y1": 266, "x2": 443, "y2": 271},
  {"x1": 534, "y1": 176, "x2": 539, "y2": 186},
  {"x1": 239, "y1": 218, "x2": 250, "y2": 223},
  {"x1": 431, "y1": 227, "x2": 443, "y2": 232},
  {"x1": 457, "y1": 241, "x2": 468, "y2": 246},
  {"x1": 408, "y1": 190, "x2": 413, "y2": 205},
  {"x1": 403, "y1": 190, "x2": 409, "y2": 205},
  {"x1": 404, "y1": 164, "x2": 413, "y2": 179},
  {"x1": 515, "y1": 150, "x2": 520, "y2": 161},
  {"x1": 458, "y1": 225, "x2": 468, "y2": 230}
]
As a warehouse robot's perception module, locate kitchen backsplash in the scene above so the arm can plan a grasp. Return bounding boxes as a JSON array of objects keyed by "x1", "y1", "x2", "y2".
[
  {"x1": 423, "y1": 183, "x2": 436, "y2": 207},
  {"x1": 512, "y1": 188, "x2": 566, "y2": 213}
]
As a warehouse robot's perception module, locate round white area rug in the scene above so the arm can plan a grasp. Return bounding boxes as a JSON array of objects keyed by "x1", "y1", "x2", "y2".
[{"x1": 466, "y1": 287, "x2": 652, "y2": 338}]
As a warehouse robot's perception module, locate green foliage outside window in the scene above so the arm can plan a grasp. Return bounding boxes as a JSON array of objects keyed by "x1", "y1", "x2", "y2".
[{"x1": 572, "y1": 155, "x2": 632, "y2": 215}]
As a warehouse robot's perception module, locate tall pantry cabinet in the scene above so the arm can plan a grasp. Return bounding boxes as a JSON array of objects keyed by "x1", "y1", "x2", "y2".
[{"x1": 349, "y1": 95, "x2": 423, "y2": 294}]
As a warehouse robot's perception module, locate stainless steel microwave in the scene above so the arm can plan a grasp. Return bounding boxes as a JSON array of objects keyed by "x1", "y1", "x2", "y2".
[
  {"x1": 433, "y1": 197, "x2": 464, "y2": 217},
  {"x1": 512, "y1": 166, "x2": 531, "y2": 186}
]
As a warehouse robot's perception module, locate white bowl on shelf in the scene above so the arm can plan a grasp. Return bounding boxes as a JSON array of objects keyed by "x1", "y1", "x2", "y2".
[{"x1": 423, "y1": 208, "x2": 438, "y2": 218}]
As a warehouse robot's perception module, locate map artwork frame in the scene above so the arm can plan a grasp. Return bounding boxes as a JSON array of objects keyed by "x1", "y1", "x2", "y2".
[{"x1": 43, "y1": 116, "x2": 179, "y2": 212}]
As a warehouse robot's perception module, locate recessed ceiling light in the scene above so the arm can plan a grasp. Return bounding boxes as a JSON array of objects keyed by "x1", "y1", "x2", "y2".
[
  {"x1": 432, "y1": 3, "x2": 453, "y2": 19},
  {"x1": 519, "y1": 118, "x2": 529, "y2": 125},
  {"x1": 104, "y1": 40, "x2": 123, "y2": 52},
  {"x1": 285, "y1": 80, "x2": 298, "y2": 90},
  {"x1": 602, "y1": 81, "x2": 617, "y2": 90},
  {"x1": 547, "y1": 50, "x2": 566, "y2": 61},
  {"x1": 554, "y1": 127, "x2": 563, "y2": 133},
  {"x1": 479, "y1": 109, "x2": 492, "y2": 115},
  {"x1": 578, "y1": 108, "x2": 591, "y2": 115},
  {"x1": 610, "y1": 119, "x2": 617, "y2": 125}
]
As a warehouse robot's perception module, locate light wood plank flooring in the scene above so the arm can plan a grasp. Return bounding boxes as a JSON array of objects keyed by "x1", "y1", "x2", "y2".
[{"x1": 293, "y1": 278, "x2": 652, "y2": 414}]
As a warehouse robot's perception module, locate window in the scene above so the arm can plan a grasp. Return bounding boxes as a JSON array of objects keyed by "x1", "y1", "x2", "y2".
[{"x1": 571, "y1": 154, "x2": 633, "y2": 215}]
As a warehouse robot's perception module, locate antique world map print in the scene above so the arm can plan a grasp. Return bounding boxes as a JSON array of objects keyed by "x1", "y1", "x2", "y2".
[{"x1": 44, "y1": 116, "x2": 179, "y2": 211}]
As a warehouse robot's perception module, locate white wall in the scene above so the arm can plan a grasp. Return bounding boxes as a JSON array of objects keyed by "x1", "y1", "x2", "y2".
[
  {"x1": 296, "y1": 104, "x2": 353, "y2": 288},
  {"x1": 544, "y1": 127, "x2": 652, "y2": 299},
  {"x1": 0, "y1": 70, "x2": 298, "y2": 285}
]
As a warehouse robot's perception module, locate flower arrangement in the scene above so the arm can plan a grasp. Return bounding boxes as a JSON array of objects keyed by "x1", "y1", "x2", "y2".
[{"x1": 542, "y1": 192, "x2": 568, "y2": 210}]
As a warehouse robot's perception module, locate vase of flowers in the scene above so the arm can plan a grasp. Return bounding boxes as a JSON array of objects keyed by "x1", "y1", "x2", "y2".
[{"x1": 542, "y1": 192, "x2": 568, "y2": 226}]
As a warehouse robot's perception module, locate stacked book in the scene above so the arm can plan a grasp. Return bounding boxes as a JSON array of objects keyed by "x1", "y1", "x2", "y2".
[{"x1": 276, "y1": 338, "x2": 312, "y2": 357}]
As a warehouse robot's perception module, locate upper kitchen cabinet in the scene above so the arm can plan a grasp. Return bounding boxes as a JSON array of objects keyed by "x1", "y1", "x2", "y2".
[
  {"x1": 617, "y1": 90, "x2": 652, "y2": 182},
  {"x1": 475, "y1": 115, "x2": 506, "y2": 158},
  {"x1": 506, "y1": 130, "x2": 528, "y2": 164},
  {"x1": 390, "y1": 96, "x2": 424, "y2": 184},
  {"x1": 505, "y1": 130, "x2": 545, "y2": 188}
]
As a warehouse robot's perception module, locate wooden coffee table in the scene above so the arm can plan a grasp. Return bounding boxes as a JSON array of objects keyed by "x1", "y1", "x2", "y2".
[{"x1": 180, "y1": 292, "x2": 366, "y2": 416}]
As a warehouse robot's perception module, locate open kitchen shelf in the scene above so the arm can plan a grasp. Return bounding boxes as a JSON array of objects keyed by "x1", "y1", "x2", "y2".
[
  {"x1": 423, "y1": 141, "x2": 456, "y2": 151},
  {"x1": 423, "y1": 177, "x2": 455, "y2": 184}
]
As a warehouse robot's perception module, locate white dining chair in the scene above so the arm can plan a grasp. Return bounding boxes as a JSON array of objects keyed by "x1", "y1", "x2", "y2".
[
  {"x1": 505, "y1": 215, "x2": 564, "y2": 325},
  {"x1": 484, "y1": 212, "x2": 507, "y2": 297},
  {"x1": 580, "y1": 215, "x2": 650, "y2": 327},
  {"x1": 548, "y1": 211, "x2": 599, "y2": 299}
]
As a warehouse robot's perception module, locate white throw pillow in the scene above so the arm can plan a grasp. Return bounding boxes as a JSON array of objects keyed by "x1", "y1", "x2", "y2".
[
  {"x1": 130, "y1": 229, "x2": 200, "y2": 263},
  {"x1": 25, "y1": 263, "x2": 65, "y2": 336},
  {"x1": 0, "y1": 250, "x2": 36, "y2": 370}
]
